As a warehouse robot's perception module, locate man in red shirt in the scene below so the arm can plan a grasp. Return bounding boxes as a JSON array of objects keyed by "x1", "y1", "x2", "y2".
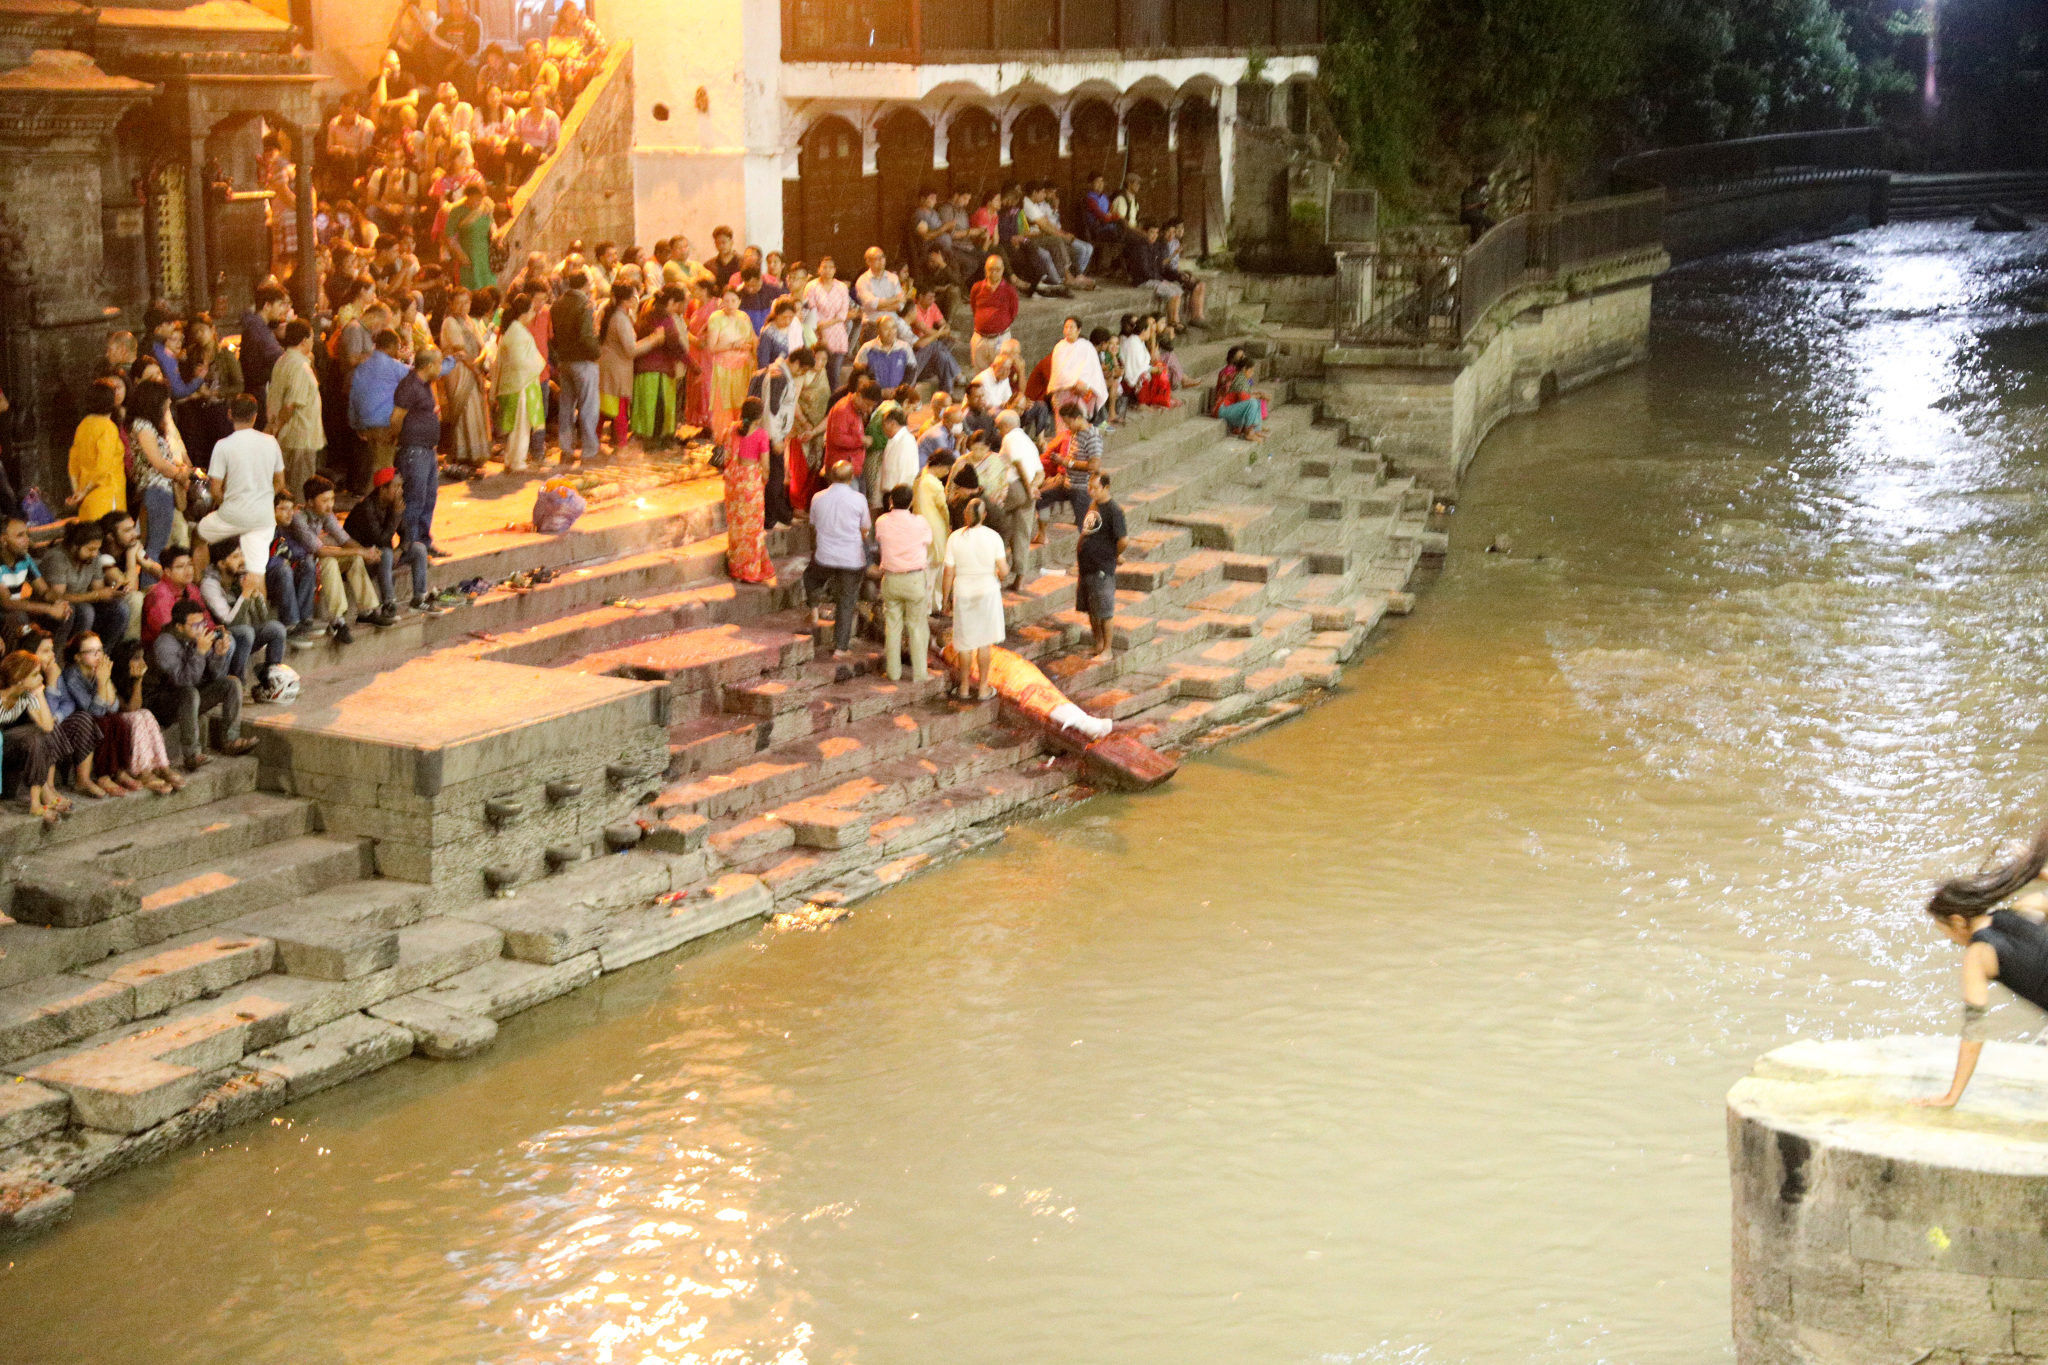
[
  {"x1": 968, "y1": 253, "x2": 1019, "y2": 375},
  {"x1": 825, "y1": 381, "x2": 876, "y2": 479}
]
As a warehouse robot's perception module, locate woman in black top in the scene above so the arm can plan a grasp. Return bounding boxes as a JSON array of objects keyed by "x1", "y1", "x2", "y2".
[{"x1": 1917, "y1": 825, "x2": 2048, "y2": 1107}]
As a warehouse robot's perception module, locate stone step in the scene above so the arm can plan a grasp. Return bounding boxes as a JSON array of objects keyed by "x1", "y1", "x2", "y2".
[
  {"x1": 127, "y1": 836, "x2": 373, "y2": 948},
  {"x1": 465, "y1": 579, "x2": 766, "y2": 669},
  {"x1": 566, "y1": 622, "x2": 813, "y2": 701},
  {"x1": 71, "y1": 929, "x2": 277, "y2": 1018},
  {"x1": 36, "y1": 793, "x2": 316, "y2": 882},
  {"x1": 0, "y1": 758, "x2": 260, "y2": 862},
  {"x1": 294, "y1": 537, "x2": 733, "y2": 679}
]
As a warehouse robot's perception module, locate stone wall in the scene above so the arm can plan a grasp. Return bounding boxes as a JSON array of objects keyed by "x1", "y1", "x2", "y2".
[
  {"x1": 1665, "y1": 173, "x2": 1889, "y2": 262},
  {"x1": 1320, "y1": 254, "x2": 1663, "y2": 490},
  {"x1": 1225, "y1": 273, "x2": 1339, "y2": 327},
  {"x1": 1728, "y1": 1036, "x2": 2048, "y2": 1365},
  {"x1": 502, "y1": 42, "x2": 637, "y2": 267}
]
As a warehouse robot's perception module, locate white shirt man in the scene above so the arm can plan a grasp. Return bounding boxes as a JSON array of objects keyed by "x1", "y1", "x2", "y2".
[
  {"x1": 197, "y1": 397, "x2": 287, "y2": 570},
  {"x1": 878, "y1": 413, "x2": 920, "y2": 495}
]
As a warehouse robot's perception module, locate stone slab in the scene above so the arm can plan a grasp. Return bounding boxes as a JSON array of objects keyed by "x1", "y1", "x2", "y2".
[
  {"x1": 0, "y1": 976, "x2": 135, "y2": 1066},
  {"x1": 0, "y1": 1176, "x2": 73, "y2": 1243},
  {"x1": 75, "y1": 931, "x2": 276, "y2": 1016},
  {"x1": 0, "y1": 1079, "x2": 69, "y2": 1146},
  {"x1": 445, "y1": 899, "x2": 606, "y2": 965},
  {"x1": 243, "y1": 1014, "x2": 414, "y2": 1100},
  {"x1": 252, "y1": 655, "x2": 667, "y2": 795},
  {"x1": 4, "y1": 861, "x2": 140, "y2": 929},
  {"x1": 415, "y1": 953, "x2": 601, "y2": 1021},
  {"x1": 225, "y1": 906, "x2": 398, "y2": 981},
  {"x1": 366, "y1": 994, "x2": 499, "y2": 1060}
]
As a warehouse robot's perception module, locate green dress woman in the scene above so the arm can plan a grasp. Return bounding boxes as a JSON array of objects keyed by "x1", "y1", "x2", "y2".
[{"x1": 446, "y1": 183, "x2": 497, "y2": 292}]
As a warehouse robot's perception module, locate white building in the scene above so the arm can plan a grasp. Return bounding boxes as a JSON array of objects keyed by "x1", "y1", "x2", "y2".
[{"x1": 607, "y1": 0, "x2": 1321, "y2": 262}]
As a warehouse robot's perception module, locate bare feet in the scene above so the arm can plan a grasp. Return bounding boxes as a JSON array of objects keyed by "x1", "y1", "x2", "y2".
[
  {"x1": 113, "y1": 772, "x2": 144, "y2": 793},
  {"x1": 183, "y1": 752, "x2": 213, "y2": 772},
  {"x1": 155, "y1": 766, "x2": 187, "y2": 791},
  {"x1": 141, "y1": 773, "x2": 175, "y2": 795}
]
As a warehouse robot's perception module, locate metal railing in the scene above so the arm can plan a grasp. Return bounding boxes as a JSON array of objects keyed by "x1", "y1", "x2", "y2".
[
  {"x1": 1336, "y1": 189, "x2": 1665, "y2": 347},
  {"x1": 1611, "y1": 128, "x2": 1883, "y2": 195},
  {"x1": 783, "y1": 0, "x2": 1321, "y2": 61}
]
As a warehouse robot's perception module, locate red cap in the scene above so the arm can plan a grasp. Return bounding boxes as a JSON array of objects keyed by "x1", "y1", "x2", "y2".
[{"x1": 372, "y1": 467, "x2": 397, "y2": 488}]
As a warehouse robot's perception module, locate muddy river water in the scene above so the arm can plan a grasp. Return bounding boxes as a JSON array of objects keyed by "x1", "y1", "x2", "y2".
[{"x1": 9, "y1": 221, "x2": 2048, "y2": 1365}]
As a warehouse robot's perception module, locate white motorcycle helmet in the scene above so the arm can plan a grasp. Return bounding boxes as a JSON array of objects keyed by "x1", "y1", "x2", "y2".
[{"x1": 257, "y1": 664, "x2": 301, "y2": 705}]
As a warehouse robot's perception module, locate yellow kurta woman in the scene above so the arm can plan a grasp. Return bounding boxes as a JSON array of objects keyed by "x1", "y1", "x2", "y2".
[{"x1": 68, "y1": 384, "x2": 128, "y2": 523}]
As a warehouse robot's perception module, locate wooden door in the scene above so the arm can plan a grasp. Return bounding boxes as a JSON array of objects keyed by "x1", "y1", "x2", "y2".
[
  {"x1": 875, "y1": 107, "x2": 935, "y2": 266},
  {"x1": 946, "y1": 106, "x2": 1001, "y2": 203},
  {"x1": 1068, "y1": 98, "x2": 1120, "y2": 207},
  {"x1": 799, "y1": 116, "x2": 872, "y2": 275},
  {"x1": 1175, "y1": 98, "x2": 1219, "y2": 256},
  {"x1": 1010, "y1": 105, "x2": 1060, "y2": 186},
  {"x1": 1125, "y1": 98, "x2": 1171, "y2": 214}
]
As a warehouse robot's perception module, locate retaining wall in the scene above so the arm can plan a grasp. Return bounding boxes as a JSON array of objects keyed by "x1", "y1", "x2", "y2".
[
  {"x1": 1665, "y1": 173, "x2": 1889, "y2": 262},
  {"x1": 1318, "y1": 252, "x2": 1663, "y2": 490}
]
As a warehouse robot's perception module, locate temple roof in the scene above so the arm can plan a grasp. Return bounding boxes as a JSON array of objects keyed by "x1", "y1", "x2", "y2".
[{"x1": 0, "y1": 45, "x2": 150, "y2": 90}]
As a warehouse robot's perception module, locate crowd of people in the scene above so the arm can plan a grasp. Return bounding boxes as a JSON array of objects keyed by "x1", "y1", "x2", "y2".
[{"x1": 14, "y1": 40, "x2": 1277, "y2": 815}]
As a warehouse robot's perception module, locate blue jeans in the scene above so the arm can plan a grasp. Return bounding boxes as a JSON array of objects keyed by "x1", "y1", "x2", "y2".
[
  {"x1": 397, "y1": 443, "x2": 439, "y2": 548},
  {"x1": 227, "y1": 618, "x2": 287, "y2": 682},
  {"x1": 1070, "y1": 237, "x2": 1095, "y2": 274},
  {"x1": 914, "y1": 341, "x2": 961, "y2": 393},
  {"x1": 266, "y1": 555, "x2": 316, "y2": 627},
  {"x1": 557, "y1": 360, "x2": 601, "y2": 459},
  {"x1": 142, "y1": 484, "x2": 176, "y2": 572},
  {"x1": 373, "y1": 541, "x2": 430, "y2": 605},
  {"x1": 64, "y1": 597, "x2": 128, "y2": 652}
]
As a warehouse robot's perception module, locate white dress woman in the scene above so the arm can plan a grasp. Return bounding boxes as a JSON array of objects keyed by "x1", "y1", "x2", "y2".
[{"x1": 943, "y1": 499, "x2": 1010, "y2": 699}]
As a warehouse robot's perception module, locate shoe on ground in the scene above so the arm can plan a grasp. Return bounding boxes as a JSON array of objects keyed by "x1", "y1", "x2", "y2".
[
  {"x1": 412, "y1": 596, "x2": 449, "y2": 617},
  {"x1": 287, "y1": 633, "x2": 319, "y2": 652},
  {"x1": 425, "y1": 544, "x2": 452, "y2": 559},
  {"x1": 331, "y1": 619, "x2": 355, "y2": 645},
  {"x1": 368, "y1": 605, "x2": 401, "y2": 627}
]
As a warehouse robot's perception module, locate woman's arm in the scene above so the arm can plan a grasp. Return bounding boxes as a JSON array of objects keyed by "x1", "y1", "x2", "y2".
[{"x1": 1916, "y1": 940, "x2": 1999, "y2": 1107}]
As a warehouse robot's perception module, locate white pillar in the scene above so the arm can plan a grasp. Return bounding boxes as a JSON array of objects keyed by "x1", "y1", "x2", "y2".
[{"x1": 1215, "y1": 83, "x2": 1236, "y2": 248}]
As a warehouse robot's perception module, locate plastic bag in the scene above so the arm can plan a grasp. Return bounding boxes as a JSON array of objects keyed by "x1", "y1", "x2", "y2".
[{"x1": 532, "y1": 482, "x2": 587, "y2": 535}]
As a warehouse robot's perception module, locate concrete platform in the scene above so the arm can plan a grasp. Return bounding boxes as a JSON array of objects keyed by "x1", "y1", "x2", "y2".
[{"x1": 1729, "y1": 1036, "x2": 2048, "y2": 1365}]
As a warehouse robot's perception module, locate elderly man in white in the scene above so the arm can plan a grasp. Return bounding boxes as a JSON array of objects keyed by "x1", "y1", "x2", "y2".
[{"x1": 993, "y1": 409, "x2": 1044, "y2": 590}]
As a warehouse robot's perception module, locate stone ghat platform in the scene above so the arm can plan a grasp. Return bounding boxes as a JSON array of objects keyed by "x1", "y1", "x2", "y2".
[
  {"x1": 1730, "y1": 1036, "x2": 2048, "y2": 1365},
  {"x1": 0, "y1": 316, "x2": 1444, "y2": 1242}
]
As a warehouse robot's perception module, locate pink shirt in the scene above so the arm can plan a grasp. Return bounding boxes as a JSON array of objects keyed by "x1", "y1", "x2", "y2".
[{"x1": 875, "y1": 508, "x2": 933, "y2": 575}]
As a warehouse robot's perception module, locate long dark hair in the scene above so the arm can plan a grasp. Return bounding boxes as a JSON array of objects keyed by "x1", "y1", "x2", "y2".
[
  {"x1": 129, "y1": 378, "x2": 172, "y2": 434},
  {"x1": 1928, "y1": 824, "x2": 2048, "y2": 922}
]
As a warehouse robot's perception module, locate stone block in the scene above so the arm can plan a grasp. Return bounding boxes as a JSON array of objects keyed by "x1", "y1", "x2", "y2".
[
  {"x1": 416, "y1": 953, "x2": 600, "y2": 1021},
  {"x1": 645, "y1": 811, "x2": 708, "y2": 854},
  {"x1": 0, "y1": 1079, "x2": 69, "y2": 1146},
  {"x1": 1994, "y1": 1278, "x2": 2048, "y2": 1313},
  {"x1": 1167, "y1": 664, "x2": 1245, "y2": 699},
  {"x1": 6, "y1": 861, "x2": 140, "y2": 929},
  {"x1": 1883, "y1": 1293, "x2": 2013, "y2": 1353},
  {"x1": 446, "y1": 899, "x2": 606, "y2": 965},
  {"x1": 775, "y1": 803, "x2": 872, "y2": 851},
  {"x1": 26, "y1": 1050, "x2": 207, "y2": 1134},
  {"x1": 243, "y1": 1014, "x2": 414, "y2": 1100},
  {"x1": 722, "y1": 678, "x2": 811, "y2": 716},
  {"x1": 226, "y1": 907, "x2": 398, "y2": 981},
  {"x1": 75, "y1": 932, "x2": 275, "y2": 1017},
  {"x1": 367, "y1": 994, "x2": 498, "y2": 1060},
  {"x1": 598, "y1": 892, "x2": 742, "y2": 972},
  {"x1": 2017, "y1": 1308, "x2": 2048, "y2": 1354},
  {"x1": 708, "y1": 816, "x2": 796, "y2": 864},
  {"x1": 0, "y1": 977, "x2": 135, "y2": 1065},
  {"x1": 0, "y1": 1177, "x2": 73, "y2": 1242}
]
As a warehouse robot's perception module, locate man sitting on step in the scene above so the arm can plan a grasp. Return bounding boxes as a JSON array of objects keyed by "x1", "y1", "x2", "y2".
[{"x1": 146, "y1": 598, "x2": 258, "y2": 769}]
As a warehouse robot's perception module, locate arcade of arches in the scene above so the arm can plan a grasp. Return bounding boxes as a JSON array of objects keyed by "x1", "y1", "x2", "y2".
[{"x1": 783, "y1": 95, "x2": 1223, "y2": 275}]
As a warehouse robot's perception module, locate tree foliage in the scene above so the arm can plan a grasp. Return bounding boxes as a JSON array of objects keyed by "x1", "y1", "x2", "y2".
[{"x1": 1321, "y1": 0, "x2": 1949, "y2": 214}]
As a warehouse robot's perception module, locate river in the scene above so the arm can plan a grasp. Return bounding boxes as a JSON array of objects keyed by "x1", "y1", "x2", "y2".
[{"x1": 8, "y1": 221, "x2": 2048, "y2": 1365}]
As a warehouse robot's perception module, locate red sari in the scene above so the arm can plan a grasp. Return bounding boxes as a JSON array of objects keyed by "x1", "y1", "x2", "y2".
[
  {"x1": 724, "y1": 427, "x2": 775, "y2": 583},
  {"x1": 683, "y1": 298, "x2": 714, "y2": 427}
]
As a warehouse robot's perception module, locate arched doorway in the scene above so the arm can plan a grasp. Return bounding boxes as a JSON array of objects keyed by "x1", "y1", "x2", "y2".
[
  {"x1": 1175, "y1": 99, "x2": 1220, "y2": 256},
  {"x1": 1010, "y1": 105, "x2": 1060, "y2": 187},
  {"x1": 1125, "y1": 99, "x2": 1172, "y2": 212},
  {"x1": 945, "y1": 106, "x2": 1000, "y2": 204},
  {"x1": 1068, "y1": 98, "x2": 1120, "y2": 207},
  {"x1": 875, "y1": 107, "x2": 934, "y2": 265},
  {"x1": 799, "y1": 115, "x2": 872, "y2": 277}
]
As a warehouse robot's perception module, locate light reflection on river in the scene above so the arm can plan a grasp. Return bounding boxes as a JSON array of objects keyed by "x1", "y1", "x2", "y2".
[{"x1": 9, "y1": 222, "x2": 2048, "y2": 1365}]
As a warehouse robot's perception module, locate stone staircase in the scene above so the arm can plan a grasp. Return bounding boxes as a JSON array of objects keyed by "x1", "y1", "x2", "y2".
[{"x1": 0, "y1": 305, "x2": 1437, "y2": 1239}]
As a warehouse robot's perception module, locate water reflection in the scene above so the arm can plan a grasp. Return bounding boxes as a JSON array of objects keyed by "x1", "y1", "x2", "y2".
[{"x1": 5, "y1": 222, "x2": 2048, "y2": 1365}]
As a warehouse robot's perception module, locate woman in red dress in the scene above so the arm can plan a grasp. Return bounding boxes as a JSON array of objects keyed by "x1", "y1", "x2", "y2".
[{"x1": 723, "y1": 395, "x2": 776, "y2": 584}]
